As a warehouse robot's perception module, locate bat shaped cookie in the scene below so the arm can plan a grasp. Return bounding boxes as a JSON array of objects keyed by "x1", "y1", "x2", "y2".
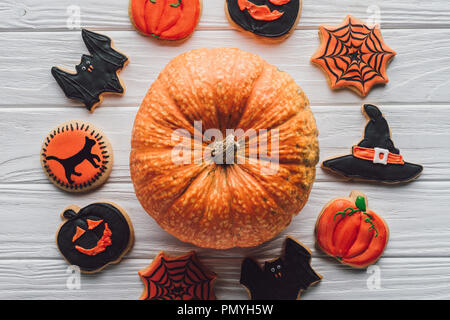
[
  {"x1": 51, "y1": 29, "x2": 129, "y2": 112},
  {"x1": 240, "y1": 237, "x2": 321, "y2": 300}
]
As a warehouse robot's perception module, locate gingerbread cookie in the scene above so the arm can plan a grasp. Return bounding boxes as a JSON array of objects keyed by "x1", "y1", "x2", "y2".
[
  {"x1": 40, "y1": 121, "x2": 113, "y2": 192},
  {"x1": 311, "y1": 15, "x2": 396, "y2": 96},
  {"x1": 139, "y1": 251, "x2": 216, "y2": 300},
  {"x1": 51, "y1": 29, "x2": 129, "y2": 112},
  {"x1": 129, "y1": 0, "x2": 202, "y2": 41},
  {"x1": 315, "y1": 191, "x2": 389, "y2": 269},
  {"x1": 322, "y1": 104, "x2": 423, "y2": 184},
  {"x1": 56, "y1": 202, "x2": 134, "y2": 273},
  {"x1": 225, "y1": 0, "x2": 302, "y2": 39},
  {"x1": 240, "y1": 237, "x2": 321, "y2": 300}
]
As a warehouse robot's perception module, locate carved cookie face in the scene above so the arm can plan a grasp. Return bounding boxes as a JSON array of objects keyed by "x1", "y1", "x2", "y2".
[
  {"x1": 226, "y1": 0, "x2": 301, "y2": 37},
  {"x1": 57, "y1": 203, "x2": 133, "y2": 273}
]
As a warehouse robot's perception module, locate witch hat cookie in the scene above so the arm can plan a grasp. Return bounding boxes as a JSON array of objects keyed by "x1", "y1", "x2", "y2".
[{"x1": 322, "y1": 104, "x2": 423, "y2": 184}]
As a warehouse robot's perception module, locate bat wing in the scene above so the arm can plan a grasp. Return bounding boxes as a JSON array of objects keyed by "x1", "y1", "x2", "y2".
[
  {"x1": 51, "y1": 67, "x2": 100, "y2": 110},
  {"x1": 284, "y1": 238, "x2": 322, "y2": 290},
  {"x1": 82, "y1": 29, "x2": 128, "y2": 70},
  {"x1": 240, "y1": 258, "x2": 267, "y2": 300}
]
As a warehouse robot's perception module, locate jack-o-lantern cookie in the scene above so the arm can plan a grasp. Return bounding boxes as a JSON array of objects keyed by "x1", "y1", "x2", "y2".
[
  {"x1": 138, "y1": 251, "x2": 216, "y2": 300},
  {"x1": 226, "y1": 0, "x2": 302, "y2": 39},
  {"x1": 315, "y1": 191, "x2": 389, "y2": 269},
  {"x1": 40, "y1": 121, "x2": 113, "y2": 193},
  {"x1": 129, "y1": 0, "x2": 202, "y2": 41},
  {"x1": 51, "y1": 29, "x2": 129, "y2": 112},
  {"x1": 311, "y1": 15, "x2": 396, "y2": 96},
  {"x1": 57, "y1": 202, "x2": 134, "y2": 273}
]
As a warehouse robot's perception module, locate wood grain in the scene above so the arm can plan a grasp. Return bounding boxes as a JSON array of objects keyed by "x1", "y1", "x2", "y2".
[
  {"x1": 0, "y1": 257, "x2": 449, "y2": 300},
  {"x1": 2, "y1": 29, "x2": 450, "y2": 106},
  {"x1": 1, "y1": 0, "x2": 450, "y2": 31}
]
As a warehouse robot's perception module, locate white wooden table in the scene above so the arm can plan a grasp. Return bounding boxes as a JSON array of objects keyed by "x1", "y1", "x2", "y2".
[{"x1": 1, "y1": 0, "x2": 450, "y2": 300}]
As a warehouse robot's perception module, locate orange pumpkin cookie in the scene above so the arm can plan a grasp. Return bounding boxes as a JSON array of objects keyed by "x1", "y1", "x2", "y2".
[
  {"x1": 129, "y1": 0, "x2": 202, "y2": 41},
  {"x1": 130, "y1": 48, "x2": 319, "y2": 249},
  {"x1": 311, "y1": 15, "x2": 396, "y2": 97},
  {"x1": 315, "y1": 191, "x2": 389, "y2": 268},
  {"x1": 138, "y1": 251, "x2": 216, "y2": 300},
  {"x1": 41, "y1": 121, "x2": 113, "y2": 193}
]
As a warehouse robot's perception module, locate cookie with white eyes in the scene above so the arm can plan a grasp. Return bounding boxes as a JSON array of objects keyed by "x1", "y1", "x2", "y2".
[
  {"x1": 240, "y1": 237, "x2": 322, "y2": 300},
  {"x1": 51, "y1": 29, "x2": 129, "y2": 112}
]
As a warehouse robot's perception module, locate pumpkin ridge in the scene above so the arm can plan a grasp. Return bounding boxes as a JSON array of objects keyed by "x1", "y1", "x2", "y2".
[
  {"x1": 162, "y1": 165, "x2": 211, "y2": 216},
  {"x1": 236, "y1": 68, "x2": 287, "y2": 131},
  {"x1": 156, "y1": 1, "x2": 181, "y2": 35},
  {"x1": 172, "y1": 50, "x2": 221, "y2": 130},
  {"x1": 227, "y1": 165, "x2": 287, "y2": 247},
  {"x1": 232, "y1": 58, "x2": 267, "y2": 131},
  {"x1": 341, "y1": 212, "x2": 363, "y2": 258},
  {"x1": 236, "y1": 162, "x2": 292, "y2": 217},
  {"x1": 222, "y1": 166, "x2": 238, "y2": 246}
]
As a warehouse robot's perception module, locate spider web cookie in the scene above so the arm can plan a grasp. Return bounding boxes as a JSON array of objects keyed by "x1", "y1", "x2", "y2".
[{"x1": 311, "y1": 15, "x2": 396, "y2": 96}]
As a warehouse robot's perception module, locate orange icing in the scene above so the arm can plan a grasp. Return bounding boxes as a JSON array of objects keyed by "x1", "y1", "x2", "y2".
[
  {"x1": 43, "y1": 124, "x2": 109, "y2": 186},
  {"x1": 269, "y1": 0, "x2": 291, "y2": 5},
  {"x1": 238, "y1": 0, "x2": 284, "y2": 21},
  {"x1": 130, "y1": 0, "x2": 201, "y2": 40},
  {"x1": 87, "y1": 219, "x2": 103, "y2": 230},
  {"x1": 72, "y1": 226, "x2": 86, "y2": 242},
  {"x1": 316, "y1": 195, "x2": 388, "y2": 268},
  {"x1": 75, "y1": 223, "x2": 112, "y2": 256},
  {"x1": 353, "y1": 146, "x2": 404, "y2": 165}
]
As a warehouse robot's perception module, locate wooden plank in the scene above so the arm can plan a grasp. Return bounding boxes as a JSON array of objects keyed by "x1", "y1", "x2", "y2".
[
  {"x1": 0, "y1": 179, "x2": 448, "y2": 259},
  {"x1": 0, "y1": 105, "x2": 446, "y2": 184},
  {"x1": 1, "y1": 0, "x2": 450, "y2": 31},
  {"x1": 1, "y1": 29, "x2": 450, "y2": 106},
  {"x1": 0, "y1": 257, "x2": 448, "y2": 299}
]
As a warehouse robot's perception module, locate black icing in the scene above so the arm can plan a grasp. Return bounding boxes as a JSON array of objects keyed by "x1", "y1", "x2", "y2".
[
  {"x1": 240, "y1": 238, "x2": 321, "y2": 300},
  {"x1": 322, "y1": 104, "x2": 423, "y2": 183},
  {"x1": 57, "y1": 203, "x2": 132, "y2": 272},
  {"x1": 51, "y1": 29, "x2": 128, "y2": 111},
  {"x1": 226, "y1": 0, "x2": 300, "y2": 38}
]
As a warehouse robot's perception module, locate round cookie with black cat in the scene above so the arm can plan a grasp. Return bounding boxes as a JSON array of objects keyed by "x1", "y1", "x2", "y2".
[
  {"x1": 225, "y1": 0, "x2": 302, "y2": 39},
  {"x1": 57, "y1": 202, "x2": 134, "y2": 273},
  {"x1": 40, "y1": 121, "x2": 113, "y2": 193}
]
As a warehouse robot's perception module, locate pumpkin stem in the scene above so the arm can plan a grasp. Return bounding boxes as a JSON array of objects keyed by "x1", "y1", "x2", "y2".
[
  {"x1": 211, "y1": 135, "x2": 239, "y2": 165},
  {"x1": 63, "y1": 209, "x2": 78, "y2": 220}
]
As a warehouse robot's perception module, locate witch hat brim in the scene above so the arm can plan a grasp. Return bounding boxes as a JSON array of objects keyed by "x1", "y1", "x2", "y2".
[{"x1": 322, "y1": 155, "x2": 423, "y2": 184}]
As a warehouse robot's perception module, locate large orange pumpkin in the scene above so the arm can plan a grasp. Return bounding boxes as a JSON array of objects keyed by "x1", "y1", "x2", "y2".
[
  {"x1": 315, "y1": 191, "x2": 389, "y2": 268},
  {"x1": 129, "y1": 0, "x2": 202, "y2": 40},
  {"x1": 130, "y1": 48, "x2": 319, "y2": 249}
]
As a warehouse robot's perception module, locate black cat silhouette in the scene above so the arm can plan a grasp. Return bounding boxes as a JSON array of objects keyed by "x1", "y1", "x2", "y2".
[{"x1": 46, "y1": 136, "x2": 100, "y2": 184}]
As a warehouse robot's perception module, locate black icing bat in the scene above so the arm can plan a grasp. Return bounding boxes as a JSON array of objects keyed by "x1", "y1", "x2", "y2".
[
  {"x1": 51, "y1": 29, "x2": 128, "y2": 112},
  {"x1": 240, "y1": 237, "x2": 322, "y2": 300}
]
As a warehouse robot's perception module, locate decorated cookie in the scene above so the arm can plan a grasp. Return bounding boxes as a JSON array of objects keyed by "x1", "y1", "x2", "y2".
[
  {"x1": 311, "y1": 15, "x2": 396, "y2": 96},
  {"x1": 225, "y1": 0, "x2": 302, "y2": 39},
  {"x1": 129, "y1": 0, "x2": 202, "y2": 41},
  {"x1": 56, "y1": 202, "x2": 134, "y2": 273},
  {"x1": 41, "y1": 121, "x2": 113, "y2": 192},
  {"x1": 240, "y1": 237, "x2": 321, "y2": 300},
  {"x1": 51, "y1": 29, "x2": 129, "y2": 112},
  {"x1": 315, "y1": 191, "x2": 389, "y2": 268},
  {"x1": 139, "y1": 251, "x2": 216, "y2": 300},
  {"x1": 322, "y1": 104, "x2": 423, "y2": 184}
]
